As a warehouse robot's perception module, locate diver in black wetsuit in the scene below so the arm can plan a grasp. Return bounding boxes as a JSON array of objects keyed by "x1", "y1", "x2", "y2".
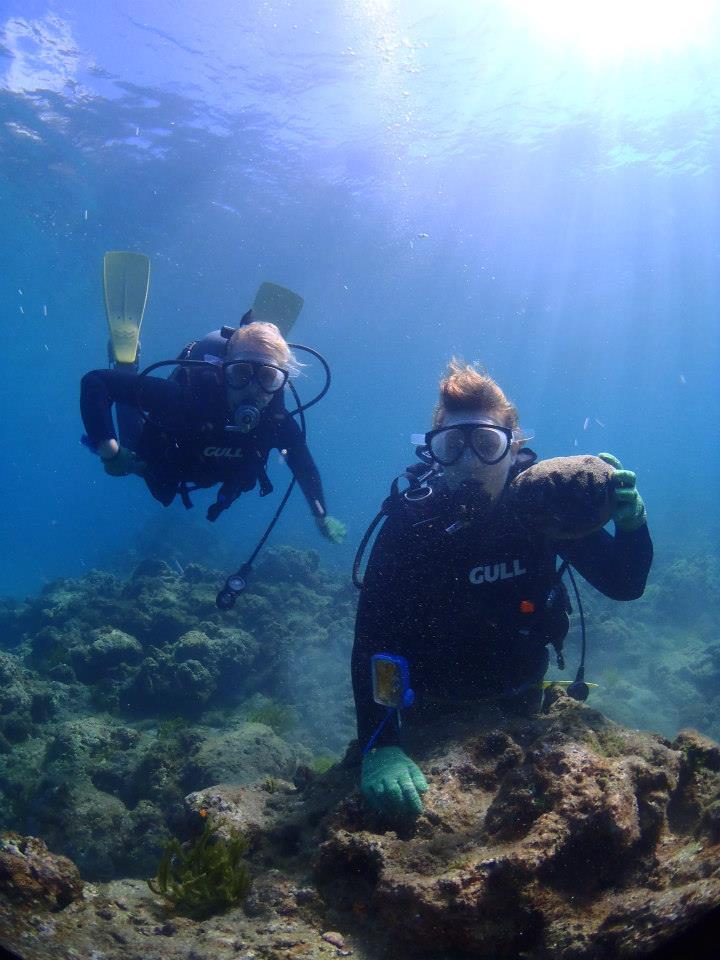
[
  {"x1": 353, "y1": 359, "x2": 653, "y2": 821},
  {"x1": 80, "y1": 318, "x2": 345, "y2": 540}
]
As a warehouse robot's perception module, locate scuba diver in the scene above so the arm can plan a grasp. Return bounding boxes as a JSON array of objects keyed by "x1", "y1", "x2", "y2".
[
  {"x1": 352, "y1": 359, "x2": 653, "y2": 823},
  {"x1": 80, "y1": 252, "x2": 345, "y2": 598}
]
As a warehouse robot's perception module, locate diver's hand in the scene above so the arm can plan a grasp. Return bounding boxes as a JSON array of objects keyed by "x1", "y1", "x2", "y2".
[
  {"x1": 101, "y1": 445, "x2": 146, "y2": 478},
  {"x1": 315, "y1": 515, "x2": 347, "y2": 544},
  {"x1": 361, "y1": 746, "x2": 428, "y2": 820},
  {"x1": 598, "y1": 453, "x2": 646, "y2": 532}
]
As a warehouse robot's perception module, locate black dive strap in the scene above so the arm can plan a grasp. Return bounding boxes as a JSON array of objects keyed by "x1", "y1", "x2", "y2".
[
  {"x1": 352, "y1": 463, "x2": 438, "y2": 589},
  {"x1": 216, "y1": 379, "x2": 306, "y2": 610}
]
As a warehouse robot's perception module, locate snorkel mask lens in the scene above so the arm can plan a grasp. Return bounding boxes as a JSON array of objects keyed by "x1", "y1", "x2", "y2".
[
  {"x1": 256, "y1": 364, "x2": 287, "y2": 393},
  {"x1": 224, "y1": 359, "x2": 288, "y2": 394},
  {"x1": 469, "y1": 426, "x2": 510, "y2": 463},
  {"x1": 427, "y1": 424, "x2": 512, "y2": 465},
  {"x1": 224, "y1": 362, "x2": 253, "y2": 390},
  {"x1": 430, "y1": 426, "x2": 466, "y2": 464}
]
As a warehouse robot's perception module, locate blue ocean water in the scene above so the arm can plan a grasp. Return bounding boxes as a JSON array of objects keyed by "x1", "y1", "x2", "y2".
[
  {"x1": 3, "y1": 6, "x2": 720, "y2": 935},
  {"x1": 1, "y1": 0, "x2": 719, "y2": 598}
]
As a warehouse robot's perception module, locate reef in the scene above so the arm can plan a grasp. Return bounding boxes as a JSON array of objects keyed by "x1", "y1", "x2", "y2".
[
  {"x1": 584, "y1": 548, "x2": 720, "y2": 743},
  {"x1": 2, "y1": 543, "x2": 720, "y2": 957},
  {"x1": 1, "y1": 695, "x2": 720, "y2": 959},
  {"x1": 0, "y1": 548, "x2": 355, "y2": 880}
]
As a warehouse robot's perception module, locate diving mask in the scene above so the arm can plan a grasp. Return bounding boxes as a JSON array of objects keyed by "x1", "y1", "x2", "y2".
[
  {"x1": 412, "y1": 420, "x2": 534, "y2": 466},
  {"x1": 224, "y1": 354, "x2": 288, "y2": 433},
  {"x1": 224, "y1": 356, "x2": 288, "y2": 394}
]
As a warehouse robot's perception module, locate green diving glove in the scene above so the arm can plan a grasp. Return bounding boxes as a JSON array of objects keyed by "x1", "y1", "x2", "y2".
[
  {"x1": 102, "y1": 446, "x2": 146, "y2": 478},
  {"x1": 597, "y1": 453, "x2": 647, "y2": 532},
  {"x1": 361, "y1": 746, "x2": 428, "y2": 820},
  {"x1": 316, "y1": 515, "x2": 347, "y2": 544}
]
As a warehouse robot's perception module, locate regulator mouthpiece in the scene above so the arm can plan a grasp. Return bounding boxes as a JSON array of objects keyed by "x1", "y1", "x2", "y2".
[{"x1": 229, "y1": 404, "x2": 260, "y2": 433}]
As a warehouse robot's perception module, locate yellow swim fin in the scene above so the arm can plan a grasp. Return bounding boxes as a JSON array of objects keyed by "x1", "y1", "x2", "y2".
[
  {"x1": 252, "y1": 282, "x2": 304, "y2": 337},
  {"x1": 104, "y1": 251, "x2": 151, "y2": 365}
]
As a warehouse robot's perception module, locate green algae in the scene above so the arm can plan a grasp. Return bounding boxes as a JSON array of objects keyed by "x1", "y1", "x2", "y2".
[
  {"x1": 148, "y1": 819, "x2": 251, "y2": 920},
  {"x1": 310, "y1": 755, "x2": 338, "y2": 774}
]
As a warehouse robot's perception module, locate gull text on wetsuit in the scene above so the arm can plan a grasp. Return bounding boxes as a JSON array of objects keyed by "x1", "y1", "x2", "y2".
[
  {"x1": 468, "y1": 560, "x2": 527, "y2": 585},
  {"x1": 202, "y1": 447, "x2": 245, "y2": 459}
]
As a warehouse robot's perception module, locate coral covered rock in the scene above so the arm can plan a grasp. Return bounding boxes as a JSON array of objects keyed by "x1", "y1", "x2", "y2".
[
  {"x1": 0, "y1": 550, "x2": 353, "y2": 732},
  {"x1": 187, "y1": 722, "x2": 311, "y2": 787},
  {"x1": 310, "y1": 700, "x2": 720, "y2": 958},
  {"x1": 72, "y1": 627, "x2": 143, "y2": 682},
  {"x1": 0, "y1": 835, "x2": 82, "y2": 910},
  {"x1": 1, "y1": 701, "x2": 719, "y2": 959},
  {"x1": 0, "y1": 651, "x2": 57, "y2": 744}
]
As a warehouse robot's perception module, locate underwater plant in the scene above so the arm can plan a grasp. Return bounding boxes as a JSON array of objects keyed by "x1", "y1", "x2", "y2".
[
  {"x1": 156, "y1": 716, "x2": 190, "y2": 740},
  {"x1": 310, "y1": 755, "x2": 338, "y2": 774},
  {"x1": 147, "y1": 819, "x2": 252, "y2": 919}
]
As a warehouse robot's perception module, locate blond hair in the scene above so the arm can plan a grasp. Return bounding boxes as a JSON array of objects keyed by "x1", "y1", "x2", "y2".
[
  {"x1": 433, "y1": 359, "x2": 519, "y2": 429},
  {"x1": 227, "y1": 321, "x2": 299, "y2": 375}
]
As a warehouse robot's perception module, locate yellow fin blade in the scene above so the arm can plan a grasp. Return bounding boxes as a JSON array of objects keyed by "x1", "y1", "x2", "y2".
[
  {"x1": 104, "y1": 251, "x2": 150, "y2": 364},
  {"x1": 541, "y1": 680, "x2": 600, "y2": 689}
]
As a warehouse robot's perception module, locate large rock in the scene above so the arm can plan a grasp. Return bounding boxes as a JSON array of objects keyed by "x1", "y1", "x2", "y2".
[
  {"x1": 1, "y1": 704, "x2": 719, "y2": 960},
  {"x1": 0, "y1": 835, "x2": 82, "y2": 910},
  {"x1": 72, "y1": 627, "x2": 143, "y2": 682},
  {"x1": 186, "y1": 722, "x2": 310, "y2": 787},
  {"x1": 311, "y1": 700, "x2": 720, "y2": 958},
  {"x1": 0, "y1": 651, "x2": 57, "y2": 744}
]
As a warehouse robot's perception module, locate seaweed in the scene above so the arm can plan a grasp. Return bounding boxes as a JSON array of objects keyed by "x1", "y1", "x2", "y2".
[
  {"x1": 157, "y1": 717, "x2": 190, "y2": 740},
  {"x1": 148, "y1": 819, "x2": 252, "y2": 919},
  {"x1": 310, "y1": 755, "x2": 338, "y2": 774}
]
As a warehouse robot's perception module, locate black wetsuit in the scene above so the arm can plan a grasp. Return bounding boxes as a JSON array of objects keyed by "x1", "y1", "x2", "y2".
[
  {"x1": 80, "y1": 367, "x2": 326, "y2": 520},
  {"x1": 352, "y1": 458, "x2": 653, "y2": 749}
]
